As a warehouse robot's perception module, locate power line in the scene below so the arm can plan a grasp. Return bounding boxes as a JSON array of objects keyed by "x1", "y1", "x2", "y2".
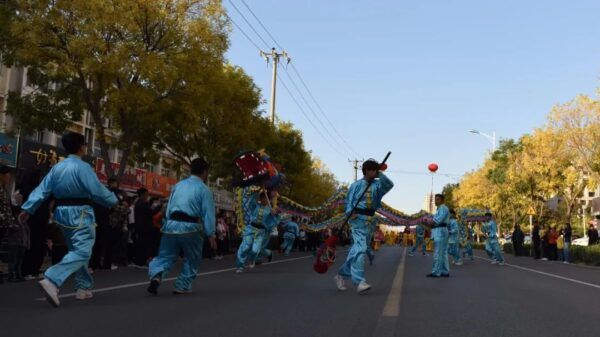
[
  {"x1": 288, "y1": 63, "x2": 360, "y2": 157},
  {"x1": 277, "y1": 73, "x2": 348, "y2": 159},
  {"x1": 281, "y1": 65, "x2": 354, "y2": 158},
  {"x1": 231, "y1": 0, "x2": 360, "y2": 158},
  {"x1": 227, "y1": 0, "x2": 271, "y2": 49},
  {"x1": 226, "y1": 14, "x2": 262, "y2": 51},
  {"x1": 239, "y1": 0, "x2": 285, "y2": 50}
]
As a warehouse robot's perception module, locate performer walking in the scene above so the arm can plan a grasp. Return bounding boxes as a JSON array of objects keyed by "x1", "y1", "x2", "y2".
[
  {"x1": 19, "y1": 132, "x2": 118, "y2": 307},
  {"x1": 236, "y1": 189, "x2": 280, "y2": 272},
  {"x1": 484, "y1": 212, "x2": 505, "y2": 265},
  {"x1": 461, "y1": 223, "x2": 475, "y2": 261},
  {"x1": 408, "y1": 224, "x2": 427, "y2": 257},
  {"x1": 426, "y1": 194, "x2": 450, "y2": 278},
  {"x1": 281, "y1": 217, "x2": 299, "y2": 256},
  {"x1": 448, "y1": 210, "x2": 463, "y2": 266},
  {"x1": 147, "y1": 158, "x2": 216, "y2": 295},
  {"x1": 334, "y1": 159, "x2": 393, "y2": 294}
]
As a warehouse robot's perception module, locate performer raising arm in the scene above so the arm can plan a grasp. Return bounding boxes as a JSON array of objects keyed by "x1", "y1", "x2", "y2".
[
  {"x1": 334, "y1": 159, "x2": 393, "y2": 294},
  {"x1": 19, "y1": 132, "x2": 118, "y2": 307}
]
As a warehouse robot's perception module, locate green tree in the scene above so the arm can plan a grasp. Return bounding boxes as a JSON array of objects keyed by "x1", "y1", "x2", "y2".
[{"x1": 1, "y1": 0, "x2": 228, "y2": 178}]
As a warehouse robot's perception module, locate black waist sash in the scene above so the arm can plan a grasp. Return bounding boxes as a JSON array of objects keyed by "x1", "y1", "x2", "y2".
[
  {"x1": 169, "y1": 211, "x2": 200, "y2": 223},
  {"x1": 55, "y1": 198, "x2": 92, "y2": 207},
  {"x1": 355, "y1": 208, "x2": 376, "y2": 216}
]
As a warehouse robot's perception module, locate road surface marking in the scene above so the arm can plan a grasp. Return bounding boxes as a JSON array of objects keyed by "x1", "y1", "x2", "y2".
[
  {"x1": 474, "y1": 256, "x2": 600, "y2": 290},
  {"x1": 372, "y1": 247, "x2": 407, "y2": 337},
  {"x1": 382, "y1": 247, "x2": 407, "y2": 317},
  {"x1": 34, "y1": 254, "x2": 318, "y2": 301}
]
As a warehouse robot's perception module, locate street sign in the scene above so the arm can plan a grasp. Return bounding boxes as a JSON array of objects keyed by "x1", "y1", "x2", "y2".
[{"x1": 527, "y1": 206, "x2": 536, "y2": 216}]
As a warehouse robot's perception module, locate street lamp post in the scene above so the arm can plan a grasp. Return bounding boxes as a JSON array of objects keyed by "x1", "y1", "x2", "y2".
[{"x1": 469, "y1": 129, "x2": 496, "y2": 152}]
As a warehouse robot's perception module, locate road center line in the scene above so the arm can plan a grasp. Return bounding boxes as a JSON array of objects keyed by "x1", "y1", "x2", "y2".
[
  {"x1": 34, "y1": 254, "x2": 317, "y2": 301},
  {"x1": 474, "y1": 256, "x2": 600, "y2": 290},
  {"x1": 372, "y1": 247, "x2": 407, "y2": 337}
]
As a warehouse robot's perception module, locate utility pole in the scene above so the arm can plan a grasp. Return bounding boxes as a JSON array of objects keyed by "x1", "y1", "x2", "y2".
[
  {"x1": 348, "y1": 158, "x2": 364, "y2": 182},
  {"x1": 260, "y1": 48, "x2": 290, "y2": 125}
]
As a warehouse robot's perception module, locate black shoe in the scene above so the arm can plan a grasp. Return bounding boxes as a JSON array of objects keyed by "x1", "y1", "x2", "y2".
[
  {"x1": 426, "y1": 273, "x2": 440, "y2": 278},
  {"x1": 147, "y1": 279, "x2": 160, "y2": 295},
  {"x1": 255, "y1": 260, "x2": 263, "y2": 266},
  {"x1": 441, "y1": 274, "x2": 450, "y2": 278},
  {"x1": 268, "y1": 254, "x2": 273, "y2": 263}
]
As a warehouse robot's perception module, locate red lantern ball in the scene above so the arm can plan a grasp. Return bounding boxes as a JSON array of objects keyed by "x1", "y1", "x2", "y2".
[
  {"x1": 428, "y1": 163, "x2": 439, "y2": 173},
  {"x1": 380, "y1": 163, "x2": 388, "y2": 171}
]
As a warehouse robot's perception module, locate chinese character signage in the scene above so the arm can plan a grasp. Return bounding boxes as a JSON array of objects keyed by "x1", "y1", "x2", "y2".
[
  {"x1": 146, "y1": 172, "x2": 177, "y2": 197},
  {"x1": 0, "y1": 133, "x2": 19, "y2": 167},
  {"x1": 19, "y1": 140, "x2": 95, "y2": 173},
  {"x1": 96, "y1": 158, "x2": 146, "y2": 191}
]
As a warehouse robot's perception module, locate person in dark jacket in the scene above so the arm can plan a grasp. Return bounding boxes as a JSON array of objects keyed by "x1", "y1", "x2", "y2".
[
  {"x1": 0, "y1": 165, "x2": 30, "y2": 282},
  {"x1": 132, "y1": 188, "x2": 159, "y2": 267},
  {"x1": 588, "y1": 224, "x2": 599, "y2": 246},
  {"x1": 563, "y1": 223, "x2": 572, "y2": 263},
  {"x1": 511, "y1": 224, "x2": 525, "y2": 256},
  {"x1": 531, "y1": 223, "x2": 541, "y2": 259},
  {"x1": 16, "y1": 170, "x2": 51, "y2": 279}
]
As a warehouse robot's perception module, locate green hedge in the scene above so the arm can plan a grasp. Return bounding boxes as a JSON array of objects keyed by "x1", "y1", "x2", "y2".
[{"x1": 472, "y1": 242, "x2": 600, "y2": 266}]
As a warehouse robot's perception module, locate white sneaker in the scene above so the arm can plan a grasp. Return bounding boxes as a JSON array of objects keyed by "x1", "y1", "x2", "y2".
[
  {"x1": 491, "y1": 260, "x2": 498, "y2": 265},
  {"x1": 110, "y1": 265, "x2": 119, "y2": 271},
  {"x1": 541, "y1": 258, "x2": 548, "y2": 261},
  {"x1": 248, "y1": 263, "x2": 255, "y2": 269},
  {"x1": 357, "y1": 281, "x2": 372, "y2": 294},
  {"x1": 498, "y1": 262, "x2": 505, "y2": 266},
  {"x1": 38, "y1": 279, "x2": 60, "y2": 307},
  {"x1": 236, "y1": 268, "x2": 244, "y2": 273},
  {"x1": 408, "y1": 253, "x2": 414, "y2": 257},
  {"x1": 455, "y1": 261, "x2": 463, "y2": 266},
  {"x1": 334, "y1": 275, "x2": 347, "y2": 291},
  {"x1": 75, "y1": 289, "x2": 94, "y2": 300},
  {"x1": 24, "y1": 275, "x2": 37, "y2": 281}
]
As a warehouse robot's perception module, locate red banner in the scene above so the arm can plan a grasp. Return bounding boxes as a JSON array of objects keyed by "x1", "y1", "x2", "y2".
[
  {"x1": 96, "y1": 158, "x2": 146, "y2": 191},
  {"x1": 146, "y1": 172, "x2": 178, "y2": 197}
]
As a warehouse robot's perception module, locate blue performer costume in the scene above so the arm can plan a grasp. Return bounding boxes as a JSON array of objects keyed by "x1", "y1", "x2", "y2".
[
  {"x1": 335, "y1": 159, "x2": 393, "y2": 293},
  {"x1": 236, "y1": 188, "x2": 280, "y2": 272},
  {"x1": 461, "y1": 223, "x2": 474, "y2": 261},
  {"x1": 427, "y1": 195, "x2": 450, "y2": 278},
  {"x1": 281, "y1": 218, "x2": 299, "y2": 256},
  {"x1": 22, "y1": 132, "x2": 117, "y2": 307},
  {"x1": 148, "y1": 159, "x2": 216, "y2": 295},
  {"x1": 484, "y1": 214, "x2": 505, "y2": 265},
  {"x1": 448, "y1": 212, "x2": 462, "y2": 265},
  {"x1": 409, "y1": 224, "x2": 427, "y2": 256}
]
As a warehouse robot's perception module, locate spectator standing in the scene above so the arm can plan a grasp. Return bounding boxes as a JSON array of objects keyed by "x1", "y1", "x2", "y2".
[
  {"x1": 540, "y1": 225, "x2": 548, "y2": 261},
  {"x1": 547, "y1": 227, "x2": 559, "y2": 261},
  {"x1": 557, "y1": 231, "x2": 564, "y2": 262},
  {"x1": 0, "y1": 165, "x2": 30, "y2": 282},
  {"x1": 532, "y1": 223, "x2": 541, "y2": 260},
  {"x1": 216, "y1": 213, "x2": 228, "y2": 259},
  {"x1": 588, "y1": 224, "x2": 599, "y2": 245},
  {"x1": 563, "y1": 223, "x2": 572, "y2": 263},
  {"x1": 298, "y1": 228, "x2": 307, "y2": 252},
  {"x1": 132, "y1": 188, "x2": 158, "y2": 268},
  {"x1": 511, "y1": 224, "x2": 525, "y2": 256},
  {"x1": 14, "y1": 170, "x2": 51, "y2": 280}
]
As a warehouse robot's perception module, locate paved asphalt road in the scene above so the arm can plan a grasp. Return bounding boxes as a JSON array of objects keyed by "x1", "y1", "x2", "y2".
[{"x1": 1, "y1": 246, "x2": 599, "y2": 337}]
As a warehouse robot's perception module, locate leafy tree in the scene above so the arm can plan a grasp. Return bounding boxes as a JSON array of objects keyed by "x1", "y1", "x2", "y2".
[{"x1": 1, "y1": 0, "x2": 228, "y2": 178}]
